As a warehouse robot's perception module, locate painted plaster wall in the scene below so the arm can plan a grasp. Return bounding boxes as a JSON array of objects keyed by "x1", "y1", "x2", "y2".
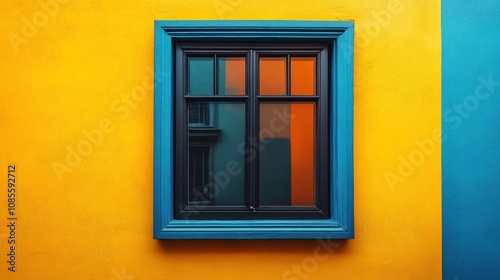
[
  {"x1": 0, "y1": 0, "x2": 441, "y2": 279},
  {"x1": 442, "y1": 1, "x2": 500, "y2": 279}
]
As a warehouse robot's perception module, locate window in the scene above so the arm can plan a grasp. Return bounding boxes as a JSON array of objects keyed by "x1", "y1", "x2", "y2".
[
  {"x1": 176, "y1": 42, "x2": 329, "y2": 220},
  {"x1": 154, "y1": 21, "x2": 354, "y2": 239}
]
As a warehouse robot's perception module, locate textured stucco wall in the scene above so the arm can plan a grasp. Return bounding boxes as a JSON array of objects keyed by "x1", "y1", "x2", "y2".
[{"x1": 0, "y1": 0, "x2": 441, "y2": 279}]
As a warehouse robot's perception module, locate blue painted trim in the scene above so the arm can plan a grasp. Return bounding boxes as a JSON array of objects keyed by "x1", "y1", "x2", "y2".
[{"x1": 154, "y1": 20, "x2": 354, "y2": 239}]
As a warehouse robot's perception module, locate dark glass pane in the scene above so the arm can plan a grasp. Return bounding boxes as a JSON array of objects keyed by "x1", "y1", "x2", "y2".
[
  {"x1": 188, "y1": 57, "x2": 214, "y2": 95},
  {"x1": 259, "y1": 57, "x2": 286, "y2": 95},
  {"x1": 291, "y1": 57, "x2": 316, "y2": 95},
  {"x1": 259, "y1": 103, "x2": 316, "y2": 206},
  {"x1": 188, "y1": 102, "x2": 208, "y2": 125},
  {"x1": 188, "y1": 102, "x2": 246, "y2": 206},
  {"x1": 189, "y1": 146, "x2": 210, "y2": 204},
  {"x1": 218, "y1": 57, "x2": 246, "y2": 95}
]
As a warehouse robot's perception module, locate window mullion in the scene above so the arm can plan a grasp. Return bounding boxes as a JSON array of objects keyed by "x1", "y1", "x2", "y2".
[
  {"x1": 286, "y1": 54, "x2": 291, "y2": 96},
  {"x1": 248, "y1": 49, "x2": 257, "y2": 211},
  {"x1": 318, "y1": 47, "x2": 330, "y2": 216},
  {"x1": 214, "y1": 54, "x2": 218, "y2": 95}
]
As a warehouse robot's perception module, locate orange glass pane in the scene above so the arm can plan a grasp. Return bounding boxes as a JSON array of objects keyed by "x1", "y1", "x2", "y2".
[
  {"x1": 259, "y1": 103, "x2": 316, "y2": 206},
  {"x1": 259, "y1": 57, "x2": 286, "y2": 95},
  {"x1": 290, "y1": 103, "x2": 316, "y2": 206},
  {"x1": 218, "y1": 57, "x2": 246, "y2": 95},
  {"x1": 291, "y1": 57, "x2": 316, "y2": 95}
]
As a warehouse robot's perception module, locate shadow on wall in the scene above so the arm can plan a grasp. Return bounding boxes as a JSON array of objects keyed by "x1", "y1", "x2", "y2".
[
  {"x1": 154, "y1": 239, "x2": 350, "y2": 278},
  {"x1": 155, "y1": 239, "x2": 349, "y2": 254}
]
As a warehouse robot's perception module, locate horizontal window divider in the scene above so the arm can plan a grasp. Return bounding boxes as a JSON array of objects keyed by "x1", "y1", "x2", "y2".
[
  {"x1": 256, "y1": 206, "x2": 320, "y2": 211},
  {"x1": 175, "y1": 211, "x2": 328, "y2": 220},
  {"x1": 184, "y1": 95, "x2": 248, "y2": 100},
  {"x1": 184, "y1": 206, "x2": 248, "y2": 211},
  {"x1": 256, "y1": 96, "x2": 318, "y2": 101},
  {"x1": 257, "y1": 50, "x2": 322, "y2": 55},
  {"x1": 177, "y1": 42, "x2": 331, "y2": 50},
  {"x1": 183, "y1": 50, "x2": 249, "y2": 55},
  {"x1": 166, "y1": 219, "x2": 341, "y2": 228}
]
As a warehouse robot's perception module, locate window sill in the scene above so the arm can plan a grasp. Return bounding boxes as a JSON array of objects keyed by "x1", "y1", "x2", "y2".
[{"x1": 155, "y1": 219, "x2": 352, "y2": 239}]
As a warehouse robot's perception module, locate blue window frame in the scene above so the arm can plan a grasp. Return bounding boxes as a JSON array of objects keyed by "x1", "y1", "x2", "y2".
[{"x1": 154, "y1": 20, "x2": 354, "y2": 239}]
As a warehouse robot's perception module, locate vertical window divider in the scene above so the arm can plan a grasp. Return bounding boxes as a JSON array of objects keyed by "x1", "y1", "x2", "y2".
[
  {"x1": 175, "y1": 47, "x2": 188, "y2": 213},
  {"x1": 214, "y1": 54, "x2": 219, "y2": 95},
  {"x1": 248, "y1": 50, "x2": 257, "y2": 211},
  {"x1": 286, "y1": 54, "x2": 291, "y2": 96},
  {"x1": 318, "y1": 47, "x2": 330, "y2": 215}
]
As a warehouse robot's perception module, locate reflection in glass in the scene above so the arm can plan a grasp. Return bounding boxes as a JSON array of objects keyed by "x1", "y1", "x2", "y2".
[
  {"x1": 188, "y1": 102, "x2": 209, "y2": 125},
  {"x1": 189, "y1": 146, "x2": 210, "y2": 204},
  {"x1": 188, "y1": 57, "x2": 214, "y2": 95},
  {"x1": 291, "y1": 57, "x2": 316, "y2": 95},
  {"x1": 218, "y1": 57, "x2": 246, "y2": 95},
  {"x1": 259, "y1": 103, "x2": 316, "y2": 206},
  {"x1": 188, "y1": 102, "x2": 246, "y2": 206},
  {"x1": 259, "y1": 57, "x2": 286, "y2": 95}
]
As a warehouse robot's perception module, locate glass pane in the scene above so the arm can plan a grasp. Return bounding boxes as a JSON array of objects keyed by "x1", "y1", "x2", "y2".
[
  {"x1": 291, "y1": 57, "x2": 316, "y2": 95},
  {"x1": 188, "y1": 101, "x2": 208, "y2": 126},
  {"x1": 218, "y1": 57, "x2": 246, "y2": 95},
  {"x1": 188, "y1": 57, "x2": 214, "y2": 95},
  {"x1": 259, "y1": 103, "x2": 316, "y2": 206},
  {"x1": 188, "y1": 102, "x2": 246, "y2": 206},
  {"x1": 259, "y1": 57, "x2": 286, "y2": 95}
]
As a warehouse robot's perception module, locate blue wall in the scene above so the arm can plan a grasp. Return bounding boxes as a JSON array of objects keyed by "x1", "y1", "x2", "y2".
[{"x1": 442, "y1": 1, "x2": 500, "y2": 279}]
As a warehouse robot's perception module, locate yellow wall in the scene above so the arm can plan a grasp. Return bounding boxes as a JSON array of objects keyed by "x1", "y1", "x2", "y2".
[{"x1": 0, "y1": 0, "x2": 441, "y2": 279}]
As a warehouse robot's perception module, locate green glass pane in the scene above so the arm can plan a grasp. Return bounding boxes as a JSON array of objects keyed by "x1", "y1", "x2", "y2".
[{"x1": 188, "y1": 57, "x2": 214, "y2": 95}]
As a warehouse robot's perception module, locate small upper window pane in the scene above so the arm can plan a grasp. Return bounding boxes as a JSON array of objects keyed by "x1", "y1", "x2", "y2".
[
  {"x1": 188, "y1": 57, "x2": 214, "y2": 95},
  {"x1": 259, "y1": 57, "x2": 286, "y2": 95},
  {"x1": 291, "y1": 57, "x2": 316, "y2": 95},
  {"x1": 218, "y1": 57, "x2": 246, "y2": 95}
]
